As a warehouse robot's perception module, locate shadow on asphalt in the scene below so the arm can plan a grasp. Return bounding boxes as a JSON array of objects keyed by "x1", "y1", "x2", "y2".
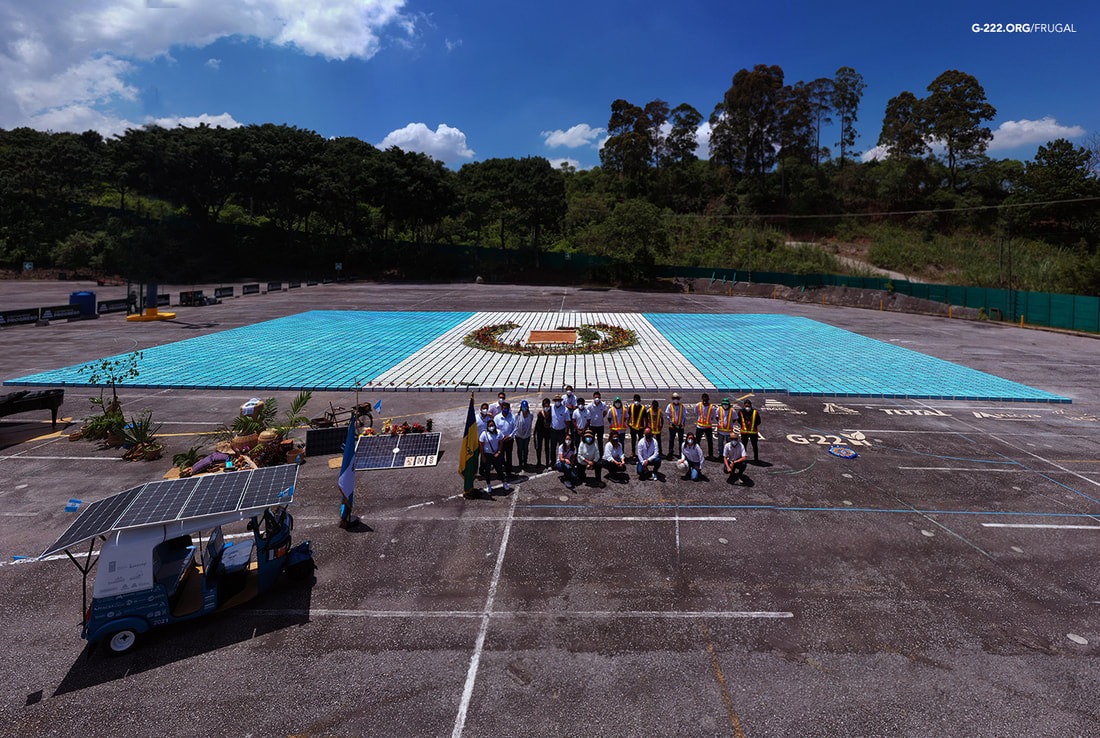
[{"x1": 50, "y1": 577, "x2": 315, "y2": 697}]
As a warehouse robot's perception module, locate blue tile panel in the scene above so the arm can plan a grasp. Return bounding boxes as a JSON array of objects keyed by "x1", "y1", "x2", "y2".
[
  {"x1": 644, "y1": 313, "x2": 1069, "y2": 403},
  {"x1": 5, "y1": 311, "x2": 474, "y2": 391}
]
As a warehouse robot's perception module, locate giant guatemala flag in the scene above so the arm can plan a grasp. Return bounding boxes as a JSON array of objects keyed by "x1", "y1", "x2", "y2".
[
  {"x1": 338, "y1": 415, "x2": 357, "y2": 523},
  {"x1": 459, "y1": 395, "x2": 480, "y2": 494}
]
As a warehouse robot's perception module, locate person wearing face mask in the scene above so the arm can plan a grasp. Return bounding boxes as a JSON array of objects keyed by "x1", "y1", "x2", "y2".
[
  {"x1": 607, "y1": 396, "x2": 629, "y2": 444},
  {"x1": 694, "y1": 393, "x2": 718, "y2": 460},
  {"x1": 636, "y1": 426, "x2": 662, "y2": 480},
  {"x1": 562, "y1": 385, "x2": 578, "y2": 411},
  {"x1": 550, "y1": 394, "x2": 572, "y2": 454},
  {"x1": 476, "y1": 402, "x2": 492, "y2": 435},
  {"x1": 479, "y1": 419, "x2": 510, "y2": 495},
  {"x1": 571, "y1": 397, "x2": 590, "y2": 446},
  {"x1": 678, "y1": 433, "x2": 705, "y2": 481},
  {"x1": 588, "y1": 391, "x2": 607, "y2": 449},
  {"x1": 494, "y1": 401, "x2": 517, "y2": 480},
  {"x1": 738, "y1": 399, "x2": 762, "y2": 462},
  {"x1": 555, "y1": 434, "x2": 579, "y2": 489},
  {"x1": 645, "y1": 400, "x2": 665, "y2": 458},
  {"x1": 489, "y1": 391, "x2": 507, "y2": 418},
  {"x1": 723, "y1": 431, "x2": 748, "y2": 484},
  {"x1": 535, "y1": 398, "x2": 554, "y2": 471},
  {"x1": 514, "y1": 400, "x2": 534, "y2": 470},
  {"x1": 627, "y1": 394, "x2": 646, "y2": 459},
  {"x1": 577, "y1": 431, "x2": 603, "y2": 486},
  {"x1": 665, "y1": 392, "x2": 686, "y2": 460},
  {"x1": 716, "y1": 398, "x2": 739, "y2": 454},
  {"x1": 602, "y1": 431, "x2": 628, "y2": 480}
]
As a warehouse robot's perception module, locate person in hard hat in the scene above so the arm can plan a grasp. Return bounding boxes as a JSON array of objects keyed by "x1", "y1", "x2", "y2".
[
  {"x1": 636, "y1": 426, "x2": 662, "y2": 480},
  {"x1": 665, "y1": 392, "x2": 687, "y2": 460},
  {"x1": 693, "y1": 393, "x2": 718, "y2": 460},
  {"x1": 716, "y1": 397, "x2": 739, "y2": 454},
  {"x1": 678, "y1": 432, "x2": 705, "y2": 481},
  {"x1": 627, "y1": 393, "x2": 646, "y2": 459},
  {"x1": 514, "y1": 400, "x2": 534, "y2": 471},
  {"x1": 738, "y1": 399, "x2": 762, "y2": 462}
]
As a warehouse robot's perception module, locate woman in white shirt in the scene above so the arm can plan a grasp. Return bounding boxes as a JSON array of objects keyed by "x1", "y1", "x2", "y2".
[{"x1": 678, "y1": 433, "x2": 705, "y2": 481}]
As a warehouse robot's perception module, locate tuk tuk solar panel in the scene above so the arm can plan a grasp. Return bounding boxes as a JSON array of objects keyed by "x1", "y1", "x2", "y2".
[
  {"x1": 353, "y1": 432, "x2": 441, "y2": 470},
  {"x1": 41, "y1": 465, "x2": 299, "y2": 558}
]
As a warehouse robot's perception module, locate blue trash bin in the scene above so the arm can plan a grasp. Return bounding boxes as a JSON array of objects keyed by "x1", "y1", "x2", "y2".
[{"x1": 69, "y1": 291, "x2": 96, "y2": 317}]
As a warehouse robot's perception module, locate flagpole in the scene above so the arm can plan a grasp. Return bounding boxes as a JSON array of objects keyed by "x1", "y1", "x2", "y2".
[{"x1": 338, "y1": 413, "x2": 359, "y2": 529}]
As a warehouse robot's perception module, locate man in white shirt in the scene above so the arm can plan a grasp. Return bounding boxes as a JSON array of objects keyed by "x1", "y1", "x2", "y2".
[
  {"x1": 493, "y1": 401, "x2": 517, "y2": 480},
  {"x1": 479, "y1": 420, "x2": 511, "y2": 494},
  {"x1": 571, "y1": 397, "x2": 591, "y2": 446},
  {"x1": 576, "y1": 431, "x2": 603, "y2": 486},
  {"x1": 723, "y1": 432, "x2": 748, "y2": 484},
  {"x1": 555, "y1": 435, "x2": 579, "y2": 489},
  {"x1": 489, "y1": 391, "x2": 507, "y2": 417},
  {"x1": 514, "y1": 400, "x2": 535, "y2": 470},
  {"x1": 678, "y1": 432, "x2": 705, "y2": 481},
  {"x1": 550, "y1": 394, "x2": 571, "y2": 453},
  {"x1": 563, "y1": 385, "x2": 578, "y2": 411},
  {"x1": 602, "y1": 431, "x2": 627, "y2": 480},
  {"x1": 636, "y1": 426, "x2": 662, "y2": 480},
  {"x1": 476, "y1": 402, "x2": 492, "y2": 435},
  {"x1": 588, "y1": 391, "x2": 608, "y2": 449}
]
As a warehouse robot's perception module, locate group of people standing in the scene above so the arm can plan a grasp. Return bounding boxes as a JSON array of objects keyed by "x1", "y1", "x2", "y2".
[{"x1": 475, "y1": 387, "x2": 762, "y2": 494}]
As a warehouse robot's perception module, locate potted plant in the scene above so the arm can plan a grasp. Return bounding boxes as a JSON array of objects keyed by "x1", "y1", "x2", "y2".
[
  {"x1": 121, "y1": 410, "x2": 164, "y2": 461},
  {"x1": 230, "y1": 413, "x2": 264, "y2": 452}
]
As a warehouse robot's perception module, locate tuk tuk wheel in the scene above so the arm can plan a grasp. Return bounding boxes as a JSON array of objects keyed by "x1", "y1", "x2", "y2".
[{"x1": 107, "y1": 628, "x2": 139, "y2": 654}]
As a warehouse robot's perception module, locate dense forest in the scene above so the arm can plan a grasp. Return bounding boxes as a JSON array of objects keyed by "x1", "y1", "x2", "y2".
[{"x1": 1, "y1": 64, "x2": 1099, "y2": 294}]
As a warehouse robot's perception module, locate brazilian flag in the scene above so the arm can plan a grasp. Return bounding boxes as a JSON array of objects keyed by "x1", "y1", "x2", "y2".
[{"x1": 459, "y1": 395, "x2": 480, "y2": 494}]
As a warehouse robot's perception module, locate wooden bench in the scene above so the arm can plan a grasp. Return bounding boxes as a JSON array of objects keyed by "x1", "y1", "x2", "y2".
[{"x1": 0, "y1": 389, "x2": 65, "y2": 429}]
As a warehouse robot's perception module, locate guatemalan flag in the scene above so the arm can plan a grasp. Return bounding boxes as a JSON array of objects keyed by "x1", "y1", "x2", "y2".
[{"x1": 338, "y1": 415, "x2": 357, "y2": 525}]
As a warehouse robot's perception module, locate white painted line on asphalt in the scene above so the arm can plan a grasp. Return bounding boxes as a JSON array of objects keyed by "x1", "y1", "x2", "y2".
[
  {"x1": 0, "y1": 455, "x2": 120, "y2": 461},
  {"x1": 981, "y1": 523, "x2": 1100, "y2": 530},
  {"x1": 452, "y1": 479, "x2": 519, "y2": 738},
  {"x1": 0, "y1": 512, "x2": 37, "y2": 517},
  {"x1": 262, "y1": 609, "x2": 794, "y2": 619},
  {"x1": 897, "y1": 467, "x2": 1025, "y2": 472}
]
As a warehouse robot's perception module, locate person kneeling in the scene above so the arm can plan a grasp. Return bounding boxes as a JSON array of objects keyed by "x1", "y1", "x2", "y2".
[
  {"x1": 636, "y1": 427, "x2": 662, "y2": 480},
  {"x1": 577, "y1": 432, "x2": 603, "y2": 486},
  {"x1": 602, "y1": 431, "x2": 628, "y2": 480},
  {"x1": 555, "y1": 436, "x2": 580, "y2": 490},
  {"x1": 723, "y1": 432, "x2": 748, "y2": 484},
  {"x1": 678, "y1": 433, "x2": 705, "y2": 481}
]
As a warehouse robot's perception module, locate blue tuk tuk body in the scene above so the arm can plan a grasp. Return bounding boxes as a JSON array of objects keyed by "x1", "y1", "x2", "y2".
[{"x1": 41, "y1": 465, "x2": 313, "y2": 654}]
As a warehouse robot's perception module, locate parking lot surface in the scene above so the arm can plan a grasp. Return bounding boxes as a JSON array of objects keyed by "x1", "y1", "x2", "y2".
[{"x1": 2, "y1": 280, "x2": 1098, "y2": 737}]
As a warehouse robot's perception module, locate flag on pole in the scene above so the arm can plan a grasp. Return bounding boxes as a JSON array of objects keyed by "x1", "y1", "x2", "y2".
[
  {"x1": 373, "y1": 399, "x2": 383, "y2": 412},
  {"x1": 338, "y1": 415, "x2": 357, "y2": 526},
  {"x1": 459, "y1": 394, "x2": 480, "y2": 496}
]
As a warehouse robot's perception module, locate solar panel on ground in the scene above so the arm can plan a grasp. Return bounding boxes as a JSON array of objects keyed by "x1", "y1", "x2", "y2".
[
  {"x1": 353, "y1": 432, "x2": 441, "y2": 470},
  {"x1": 304, "y1": 426, "x2": 349, "y2": 456},
  {"x1": 40, "y1": 465, "x2": 299, "y2": 557}
]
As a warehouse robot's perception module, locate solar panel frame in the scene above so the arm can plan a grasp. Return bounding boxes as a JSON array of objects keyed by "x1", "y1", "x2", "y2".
[
  {"x1": 353, "y1": 432, "x2": 441, "y2": 470},
  {"x1": 42, "y1": 485, "x2": 145, "y2": 556},
  {"x1": 40, "y1": 465, "x2": 301, "y2": 558}
]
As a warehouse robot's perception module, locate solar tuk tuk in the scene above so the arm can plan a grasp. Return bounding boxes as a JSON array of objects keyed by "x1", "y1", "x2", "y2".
[{"x1": 40, "y1": 465, "x2": 314, "y2": 654}]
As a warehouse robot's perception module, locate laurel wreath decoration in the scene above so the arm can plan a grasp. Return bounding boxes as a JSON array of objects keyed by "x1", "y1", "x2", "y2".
[{"x1": 463, "y1": 322, "x2": 637, "y2": 355}]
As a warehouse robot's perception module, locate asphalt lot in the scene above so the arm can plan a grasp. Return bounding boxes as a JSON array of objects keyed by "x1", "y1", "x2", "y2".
[{"x1": 2, "y1": 279, "x2": 1099, "y2": 737}]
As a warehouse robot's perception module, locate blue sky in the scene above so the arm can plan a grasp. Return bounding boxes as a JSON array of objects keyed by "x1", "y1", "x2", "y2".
[{"x1": 1, "y1": 0, "x2": 1095, "y2": 169}]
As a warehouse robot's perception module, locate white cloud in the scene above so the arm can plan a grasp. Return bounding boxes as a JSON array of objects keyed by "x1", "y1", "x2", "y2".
[
  {"x1": 0, "y1": 1, "x2": 413, "y2": 133},
  {"x1": 542, "y1": 123, "x2": 604, "y2": 149},
  {"x1": 147, "y1": 112, "x2": 242, "y2": 129},
  {"x1": 378, "y1": 122, "x2": 474, "y2": 164},
  {"x1": 694, "y1": 120, "x2": 711, "y2": 159},
  {"x1": 861, "y1": 144, "x2": 889, "y2": 162},
  {"x1": 989, "y1": 117, "x2": 1086, "y2": 150},
  {"x1": 205, "y1": 58, "x2": 221, "y2": 70},
  {"x1": 445, "y1": 38, "x2": 462, "y2": 52},
  {"x1": 548, "y1": 157, "x2": 582, "y2": 170}
]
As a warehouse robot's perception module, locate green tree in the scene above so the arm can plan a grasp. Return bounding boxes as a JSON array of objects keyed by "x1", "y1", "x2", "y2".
[
  {"x1": 712, "y1": 64, "x2": 786, "y2": 182},
  {"x1": 923, "y1": 70, "x2": 997, "y2": 190},
  {"x1": 665, "y1": 103, "x2": 703, "y2": 165},
  {"x1": 877, "y1": 91, "x2": 929, "y2": 160},
  {"x1": 831, "y1": 66, "x2": 866, "y2": 165}
]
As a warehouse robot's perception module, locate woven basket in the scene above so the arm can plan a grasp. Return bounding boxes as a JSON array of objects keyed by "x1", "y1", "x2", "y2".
[{"x1": 231, "y1": 433, "x2": 260, "y2": 452}]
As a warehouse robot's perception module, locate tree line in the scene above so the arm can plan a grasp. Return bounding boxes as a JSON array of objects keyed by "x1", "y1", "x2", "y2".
[{"x1": 1, "y1": 64, "x2": 1098, "y2": 292}]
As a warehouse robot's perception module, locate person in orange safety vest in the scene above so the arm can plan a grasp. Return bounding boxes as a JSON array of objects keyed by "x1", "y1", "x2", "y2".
[
  {"x1": 694, "y1": 392, "x2": 718, "y2": 459},
  {"x1": 738, "y1": 398, "x2": 762, "y2": 462},
  {"x1": 664, "y1": 392, "x2": 687, "y2": 459}
]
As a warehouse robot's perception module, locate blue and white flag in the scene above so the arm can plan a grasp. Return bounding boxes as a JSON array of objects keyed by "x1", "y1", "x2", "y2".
[
  {"x1": 338, "y1": 415, "x2": 357, "y2": 524},
  {"x1": 373, "y1": 399, "x2": 383, "y2": 412}
]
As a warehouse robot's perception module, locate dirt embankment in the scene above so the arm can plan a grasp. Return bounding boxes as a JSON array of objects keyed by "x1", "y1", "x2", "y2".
[{"x1": 680, "y1": 278, "x2": 984, "y2": 321}]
